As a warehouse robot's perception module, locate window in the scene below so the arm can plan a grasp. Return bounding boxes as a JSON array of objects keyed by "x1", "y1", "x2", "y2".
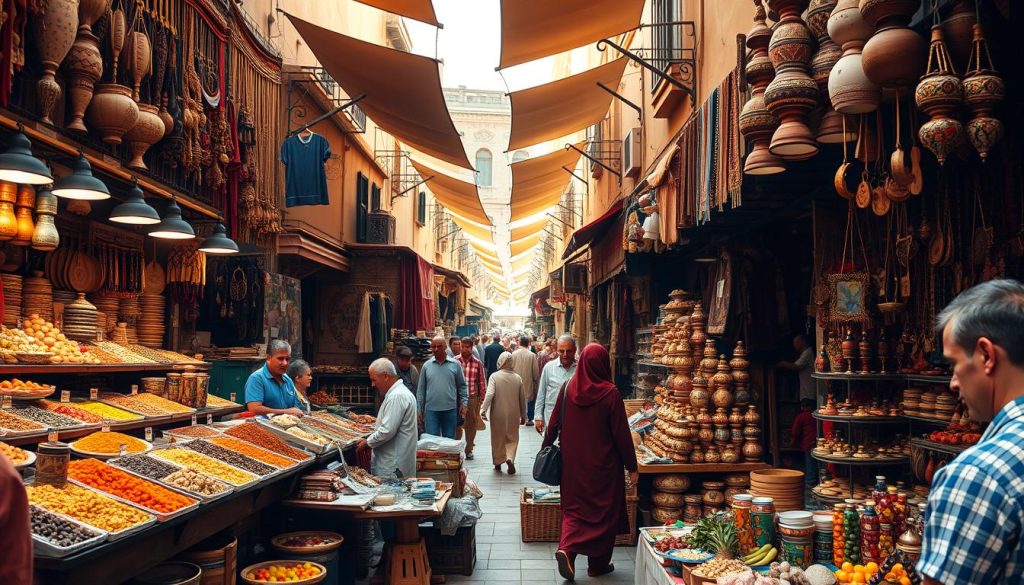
[
  {"x1": 356, "y1": 172, "x2": 369, "y2": 243},
  {"x1": 651, "y1": 0, "x2": 682, "y2": 83},
  {"x1": 512, "y1": 150, "x2": 529, "y2": 163},
  {"x1": 417, "y1": 191, "x2": 427, "y2": 225},
  {"x1": 371, "y1": 183, "x2": 381, "y2": 211},
  {"x1": 475, "y1": 149, "x2": 492, "y2": 186}
]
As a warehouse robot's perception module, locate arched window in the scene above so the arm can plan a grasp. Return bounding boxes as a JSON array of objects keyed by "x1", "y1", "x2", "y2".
[
  {"x1": 475, "y1": 149, "x2": 492, "y2": 186},
  {"x1": 512, "y1": 150, "x2": 529, "y2": 163}
]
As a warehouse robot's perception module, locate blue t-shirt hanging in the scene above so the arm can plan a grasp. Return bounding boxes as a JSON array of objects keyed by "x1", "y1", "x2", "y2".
[{"x1": 281, "y1": 132, "x2": 331, "y2": 207}]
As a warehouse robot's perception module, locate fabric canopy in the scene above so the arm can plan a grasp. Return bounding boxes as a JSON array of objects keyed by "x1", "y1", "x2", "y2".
[
  {"x1": 353, "y1": 0, "x2": 439, "y2": 26},
  {"x1": 477, "y1": 255, "x2": 504, "y2": 271},
  {"x1": 470, "y1": 240, "x2": 501, "y2": 260},
  {"x1": 411, "y1": 159, "x2": 490, "y2": 225},
  {"x1": 510, "y1": 253, "x2": 535, "y2": 274},
  {"x1": 509, "y1": 215, "x2": 551, "y2": 241},
  {"x1": 452, "y1": 216, "x2": 494, "y2": 243},
  {"x1": 508, "y1": 143, "x2": 584, "y2": 222},
  {"x1": 498, "y1": 0, "x2": 645, "y2": 69},
  {"x1": 510, "y1": 232, "x2": 544, "y2": 257},
  {"x1": 507, "y1": 58, "x2": 627, "y2": 151},
  {"x1": 562, "y1": 198, "x2": 623, "y2": 259},
  {"x1": 283, "y1": 13, "x2": 471, "y2": 169}
]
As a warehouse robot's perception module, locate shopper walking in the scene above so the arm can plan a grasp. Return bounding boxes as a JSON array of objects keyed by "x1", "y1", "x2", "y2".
[
  {"x1": 919, "y1": 279, "x2": 1024, "y2": 585},
  {"x1": 543, "y1": 343, "x2": 637, "y2": 581},
  {"x1": 416, "y1": 337, "x2": 468, "y2": 439},
  {"x1": 484, "y1": 332, "x2": 504, "y2": 379},
  {"x1": 358, "y1": 358, "x2": 418, "y2": 479},
  {"x1": 481, "y1": 352, "x2": 527, "y2": 474},
  {"x1": 534, "y1": 334, "x2": 578, "y2": 433},
  {"x1": 393, "y1": 346, "x2": 419, "y2": 394},
  {"x1": 456, "y1": 337, "x2": 486, "y2": 460},
  {"x1": 511, "y1": 335, "x2": 541, "y2": 426}
]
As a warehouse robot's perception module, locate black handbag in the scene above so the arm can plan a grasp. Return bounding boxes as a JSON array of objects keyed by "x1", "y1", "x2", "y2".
[{"x1": 532, "y1": 382, "x2": 568, "y2": 486}]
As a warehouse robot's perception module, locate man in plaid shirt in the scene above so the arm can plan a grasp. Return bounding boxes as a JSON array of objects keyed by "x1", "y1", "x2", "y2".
[
  {"x1": 457, "y1": 337, "x2": 487, "y2": 460},
  {"x1": 921, "y1": 280, "x2": 1024, "y2": 585}
]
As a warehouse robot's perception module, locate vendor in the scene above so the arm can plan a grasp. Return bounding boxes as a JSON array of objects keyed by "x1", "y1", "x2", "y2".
[
  {"x1": 286, "y1": 359, "x2": 313, "y2": 414},
  {"x1": 920, "y1": 280, "x2": 1024, "y2": 585},
  {"x1": 357, "y1": 358, "x2": 418, "y2": 479},
  {"x1": 244, "y1": 339, "x2": 304, "y2": 417}
]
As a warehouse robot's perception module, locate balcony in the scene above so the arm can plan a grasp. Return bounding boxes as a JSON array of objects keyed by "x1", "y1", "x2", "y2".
[{"x1": 649, "y1": 19, "x2": 697, "y2": 119}]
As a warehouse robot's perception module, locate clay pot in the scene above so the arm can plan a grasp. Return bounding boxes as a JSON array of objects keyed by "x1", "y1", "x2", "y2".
[
  {"x1": 77, "y1": 0, "x2": 109, "y2": 34},
  {"x1": 744, "y1": 425, "x2": 762, "y2": 439},
  {"x1": 915, "y1": 26, "x2": 964, "y2": 164},
  {"x1": 764, "y1": 5, "x2": 819, "y2": 159},
  {"x1": 860, "y1": 0, "x2": 926, "y2": 89},
  {"x1": 653, "y1": 506, "x2": 683, "y2": 524},
  {"x1": 683, "y1": 495, "x2": 703, "y2": 523},
  {"x1": 124, "y1": 30, "x2": 152, "y2": 101},
  {"x1": 159, "y1": 100, "x2": 175, "y2": 138},
  {"x1": 690, "y1": 374, "x2": 709, "y2": 409},
  {"x1": 712, "y1": 407, "x2": 729, "y2": 427},
  {"x1": 698, "y1": 425, "x2": 715, "y2": 445},
  {"x1": 714, "y1": 427, "x2": 732, "y2": 445},
  {"x1": 743, "y1": 437, "x2": 764, "y2": 462},
  {"x1": 653, "y1": 491, "x2": 686, "y2": 508},
  {"x1": 704, "y1": 445, "x2": 723, "y2": 465},
  {"x1": 689, "y1": 303, "x2": 707, "y2": 360},
  {"x1": 918, "y1": 117, "x2": 964, "y2": 164},
  {"x1": 962, "y1": 24, "x2": 1005, "y2": 160},
  {"x1": 695, "y1": 407, "x2": 712, "y2": 427},
  {"x1": 941, "y1": 0, "x2": 976, "y2": 73},
  {"x1": 701, "y1": 345, "x2": 720, "y2": 377},
  {"x1": 712, "y1": 386, "x2": 734, "y2": 410},
  {"x1": 124, "y1": 103, "x2": 165, "y2": 169},
  {"x1": 828, "y1": 0, "x2": 880, "y2": 114},
  {"x1": 741, "y1": 3, "x2": 786, "y2": 175},
  {"x1": 64, "y1": 30, "x2": 103, "y2": 132},
  {"x1": 87, "y1": 84, "x2": 140, "y2": 144},
  {"x1": 689, "y1": 450, "x2": 705, "y2": 464},
  {"x1": 0, "y1": 181, "x2": 18, "y2": 240},
  {"x1": 744, "y1": 405, "x2": 762, "y2": 427},
  {"x1": 729, "y1": 407, "x2": 744, "y2": 427},
  {"x1": 722, "y1": 444, "x2": 741, "y2": 464},
  {"x1": 653, "y1": 474, "x2": 691, "y2": 493},
  {"x1": 33, "y1": 0, "x2": 79, "y2": 124}
]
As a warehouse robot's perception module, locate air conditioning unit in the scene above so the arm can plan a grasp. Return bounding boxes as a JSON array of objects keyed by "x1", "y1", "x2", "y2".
[{"x1": 623, "y1": 127, "x2": 642, "y2": 178}]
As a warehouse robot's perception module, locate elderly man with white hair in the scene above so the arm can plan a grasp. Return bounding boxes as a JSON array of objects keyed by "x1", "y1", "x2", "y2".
[{"x1": 357, "y1": 358, "x2": 418, "y2": 479}]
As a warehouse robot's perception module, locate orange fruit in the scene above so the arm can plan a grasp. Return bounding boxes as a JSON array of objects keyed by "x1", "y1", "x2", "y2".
[
  {"x1": 852, "y1": 573, "x2": 866, "y2": 583},
  {"x1": 842, "y1": 562, "x2": 854, "y2": 573},
  {"x1": 866, "y1": 562, "x2": 879, "y2": 574},
  {"x1": 892, "y1": 563, "x2": 904, "y2": 574},
  {"x1": 899, "y1": 578, "x2": 911, "y2": 585},
  {"x1": 835, "y1": 572, "x2": 849, "y2": 583}
]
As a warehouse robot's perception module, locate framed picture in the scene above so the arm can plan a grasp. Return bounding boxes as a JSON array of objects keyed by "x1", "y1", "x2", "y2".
[{"x1": 827, "y1": 272, "x2": 870, "y2": 324}]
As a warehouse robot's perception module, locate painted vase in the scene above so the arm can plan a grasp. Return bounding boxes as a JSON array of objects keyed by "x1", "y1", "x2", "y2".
[
  {"x1": 32, "y1": 0, "x2": 79, "y2": 124},
  {"x1": 828, "y1": 0, "x2": 880, "y2": 114},
  {"x1": 743, "y1": 437, "x2": 764, "y2": 461},
  {"x1": 744, "y1": 405, "x2": 762, "y2": 427},
  {"x1": 915, "y1": 26, "x2": 964, "y2": 164},
  {"x1": 961, "y1": 23, "x2": 1004, "y2": 160},
  {"x1": 740, "y1": 1, "x2": 785, "y2": 174},
  {"x1": 123, "y1": 103, "x2": 165, "y2": 170},
  {"x1": 764, "y1": 0, "x2": 819, "y2": 159}
]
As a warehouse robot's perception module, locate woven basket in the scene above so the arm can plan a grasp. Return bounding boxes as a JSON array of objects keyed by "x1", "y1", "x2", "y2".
[{"x1": 520, "y1": 489, "x2": 638, "y2": 545}]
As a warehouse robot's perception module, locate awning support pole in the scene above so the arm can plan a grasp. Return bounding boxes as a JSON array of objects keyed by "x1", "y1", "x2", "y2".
[
  {"x1": 287, "y1": 94, "x2": 367, "y2": 138},
  {"x1": 555, "y1": 203, "x2": 582, "y2": 220},
  {"x1": 596, "y1": 82, "x2": 642, "y2": 120},
  {"x1": 596, "y1": 35, "x2": 695, "y2": 103},
  {"x1": 392, "y1": 175, "x2": 432, "y2": 204},
  {"x1": 565, "y1": 143, "x2": 621, "y2": 179},
  {"x1": 561, "y1": 165, "x2": 590, "y2": 197}
]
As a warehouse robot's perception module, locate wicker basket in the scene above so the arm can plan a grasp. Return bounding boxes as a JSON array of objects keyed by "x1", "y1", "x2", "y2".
[{"x1": 520, "y1": 489, "x2": 638, "y2": 545}]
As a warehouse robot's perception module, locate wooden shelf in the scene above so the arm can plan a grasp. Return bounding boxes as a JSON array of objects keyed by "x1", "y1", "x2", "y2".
[
  {"x1": 910, "y1": 437, "x2": 970, "y2": 456},
  {"x1": 903, "y1": 413, "x2": 952, "y2": 426},
  {"x1": 0, "y1": 363, "x2": 210, "y2": 375},
  {"x1": 636, "y1": 360, "x2": 674, "y2": 369},
  {"x1": 813, "y1": 412, "x2": 906, "y2": 423},
  {"x1": 812, "y1": 372, "x2": 901, "y2": 381},
  {"x1": 903, "y1": 374, "x2": 952, "y2": 384},
  {"x1": 811, "y1": 452, "x2": 910, "y2": 466},
  {"x1": 638, "y1": 462, "x2": 771, "y2": 474}
]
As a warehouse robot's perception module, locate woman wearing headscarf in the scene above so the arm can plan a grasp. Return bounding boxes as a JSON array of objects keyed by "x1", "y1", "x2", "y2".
[
  {"x1": 543, "y1": 343, "x2": 638, "y2": 581},
  {"x1": 480, "y1": 352, "x2": 526, "y2": 474}
]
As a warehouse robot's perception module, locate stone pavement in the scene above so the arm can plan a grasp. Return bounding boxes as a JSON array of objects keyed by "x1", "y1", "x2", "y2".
[{"x1": 449, "y1": 421, "x2": 637, "y2": 585}]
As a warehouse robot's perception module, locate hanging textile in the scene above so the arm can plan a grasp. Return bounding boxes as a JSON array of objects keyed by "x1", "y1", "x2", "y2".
[
  {"x1": 706, "y1": 249, "x2": 733, "y2": 336},
  {"x1": 398, "y1": 255, "x2": 435, "y2": 330},
  {"x1": 356, "y1": 293, "x2": 373, "y2": 353},
  {"x1": 0, "y1": 0, "x2": 27, "y2": 106},
  {"x1": 281, "y1": 133, "x2": 332, "y2": 207},
  {"x1": 616, "y1": 284, "x2": 633, "y2": 357}
]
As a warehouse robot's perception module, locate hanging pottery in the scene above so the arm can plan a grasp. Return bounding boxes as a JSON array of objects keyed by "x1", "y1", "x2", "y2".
[
  {"x1": 807, "y1": 0, "x2": 850, "y2": 144},
  {"x1": 860, "y1": 0, "x2": 927, "y2": 90},
  {"x1": 763, "y1": 0, "x2": 819, "y2": 159},
  {"x1": 32, "y1": 0, "x2": 80, "y2": 124},
  {"x1": 124, "y1": 27, "x2": 151, "y2": 101},
  {"x1": 941, "y1": 0, "x2": 977, "y2": 73},
  {"x1": 11, "y1": 185, "x2": 35, "y2": 246},
  {"x1": 31, "y1": 189, "x2": 60, "y2": 252},
  {"x1": 740, "y1": 2, "x2": 786, "y2": 174},
  {"x1": 828, "y1": 0, "x2": 880, "y2": 114},
  {"x1": 64, "y1": 29, "x2": 104, "y2": 131},
  {"x1": 0, "y1": 181, "x2": 19, "y2": 241},
  {"x1": 962, "y1": 24, "x2": 1004, "y2": 160},
  {"x1": 123, "y1": 103, "x2": 165, "y2": 169},
  {"x1": 915, "y1": 26, "x2": 964, "y2": 165},
  {"x1": 87, "y1": 83, "x2": 139, "y2": 144}
]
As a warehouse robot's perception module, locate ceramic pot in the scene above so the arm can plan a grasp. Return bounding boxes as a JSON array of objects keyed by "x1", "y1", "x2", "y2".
[
  {"x1": 690, "y1": 375, "x2": 709, "y2": 409},
  {"x1": 915, "y1": 26, "x2": 964, "y2": 165},
  {"x1": 87, "y1": 84, "x2": 140, "y2": 144},
  {"x1": 653, "y1": 474, "x2": 691, "y2": 493},
  {"x1": 860, "y1": 0, "x2": 926, "y2": 89},
  {"x1": 729, "y1": 407, "x2": 744, "y2": 427},
  {"x1": 64, "y1": 30, "x2": 103, "y2": 132},
  {"x1": 653, "y1": 506, "x2": 683, "y2": 524},
  {"x1": 763, "y1": 0, "x2": 818, "y2": 159},
  {"x1": 0, "y1": 181, "x2": 18, "y2": 240},
  {"x1": 712, "y1": 386, "x2": 734, "y2": 410},
  {"x1": 159, "y1": 100, "x2": 175, "y2": 138},
  {"x1": 722, "y1": 444, "x2": 741, "y2": 464},
  {"x1": 744, "y1": 405, "x2": 762, "y2": 426},
  {"x1": 689, "y1": 449, "x2": 706, "y2": 464},
  {"x1": 31, "y1": 190, "x2": 59, "y2": 251},
  {"x1": 816, "y1": 344, "x2": 829, "y2": 372},
  {"x1": 12, "y1": 185, "x2": 35, "y2": 246},
  {"x1": 714, "y1": 427, "x2": 732, "y2": 445},
  {"x1": 962, "y1": 24, "x2": 1005, "y2": 160},
  {"x1": 941, "y1": 0, "x2": 976, "y2": 73},
  {"x1": 741, "y1": 3, "x2": 785, "y2": 175},
  {"x1": 918, "y1": 117, "x2": 964, "y2": 164},
  {"x1": 695, "y1": 407, "x2": 712, "y2": 426},
  {"x1": 704, "y1": 445, "x2": 723, "y2": 465},
  {"x1": 78, "y1": 0, "x2": 109, "y2": 33},
  {"x1": 698, "y1": 425, "x2": 715, "y2": 445},
  {"x1": 32, "y1": 0, "x2": 79, "y2": 124},
  {"x1": 966, "y1": 116, "x2": 1003, "y2": 161},
  {"x1": 123, "y1": 103, "x2": 165, "y2": 170},
  {"x1": 744, "y1": 425, "x2": 762, "y2": 439},
  {"x1": 828, "y1": 0, "x2": 880, "y2": 114},
  {"x1": 712, "y1": 407, "x2": 729, "y2": 427},
  {"x1": 689, "y1": 303, "x2": 707, "y2": 362},
  {"x1": 683, "y1": 496, "x2": 703, "y2": 523},
  {"x1": 701, "y1": 345, "x2": 719, "y2": 378},
  {"x1": 653, "y1": 491, "x2": 686, "y2": 508},
  {"x1": 743, "y1": 437, "x2": 764, "y2": 462}
]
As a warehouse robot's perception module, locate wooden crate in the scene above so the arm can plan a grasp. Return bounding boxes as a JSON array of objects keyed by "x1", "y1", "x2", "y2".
[
  {"x1": 421, "y1": 523, "x2": 476, "y2": 576},
  {"x1": 520, "y1": 489, "x2": 638, "y2": 545}
]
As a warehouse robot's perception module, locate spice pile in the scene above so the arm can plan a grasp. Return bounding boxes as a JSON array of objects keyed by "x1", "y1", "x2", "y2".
[
  {"x1": 204, "y1": 394, "x2": 239, "y2": 409},
  {"x1": 27, "y1": 483, "x2": 152, "y2": 533},
  {"x1": 102, "y1": 393, "x2": 195, "y2": 416},
  {"x1": 72, "y1": 431, "x2": 150, "y2": 455},
  {"x1": 0, "y1": 442, "x2": 30, "y2": 465},
  {"x1": 162, "y1": 468, "x2": 229, "y2": 496},
  {"x1": 166, "y1": 425, "x2": 221, "y2": 438},
  {"x1": 152, "y1": 448, "x2": 258, "y2": 486},
  {"x1": 72, "y1": 401, "x2": 143, "y2": 421},
  {"x1": 40, "y1": 401, "x2": 104, "y2": 423},
  {"x1": 0, "y1": 410, "x2": 45, "y2": 432},
  {"x1": 181, "y1": 439, "x2": 275, "y2": 475},
  {"x1": 68, "y1": 459, "x2": 197, "y2": 513},
  {"x1": 9, "y1": 406, "x2": 82, "y2": 429},
  {"x1": 30, "y1": 506, "x2": 103, "y2": 548},
  {"x1": 209, "y1": 436, "x2": 296, "y2": 468},
  {"x1": 112, "y1": 454, "x2": 181, "y2": 479},
  {"x1": 225, "y1": 422, "x2": 310, "y2": 460}
]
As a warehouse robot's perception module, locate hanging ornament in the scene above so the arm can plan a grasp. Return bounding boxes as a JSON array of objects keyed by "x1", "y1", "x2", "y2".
[
  {"x1": 914, "y1": 8, "x2": 964, "y2": 166},
  {"x1": 961, "y1": 16, "x2": 1004, "y2": 161},
  {"x1": 739, "y1": 1, "x2": 786, "y2": 174}
]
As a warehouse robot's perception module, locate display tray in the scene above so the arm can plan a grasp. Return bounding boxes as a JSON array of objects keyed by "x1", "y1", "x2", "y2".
[
  {"x1": 909, "y1": 437, "x2": 971, "y2": 456},
  {"x1": 270, "y1": 531, "x2": 344, "y2": 554},
  {"x1": 0, "y1": 419, "x2": 47, "y2": 436},
  {"x1": 254, "y1": 418, "x2": 331, "y2": 454},
  {"x1": 811, "y1": 372, "x2": 901, "y2": 381},
  {"x1": 178, "y1": 439, "x2": 285, "y2": 480},
  {"x1": 207, "y1": 436, "x2": 306, "y2": 472},
  {"x1": 149, "y1": 445, "x2": 262, "y2": 490},
  {"x1": 902, "y1": 413, "x2": 951, "y2": 425},
  {"x1": 30, "y1": 506, "x2": 109, "y2": 558},
  {"x1": 69, "y1": 439, "x2": 153, "y2": 461},
  {"x1": 240, "y1": 560, "x2": 327, "y2": 585},
  {"x1": 640, "y1": 526, "x2": 693, "y2": 543},
  {"x1": 67, "y1": 477, "x2": 200, "y2": 523},
  {"x1": 811, "y1": 452, "x2": 911, "y2": 465},
  {"x1": 3, "y1": 384, "x2": 57, "y2": 401},
  {"x1": 107, "y1": 456, "x2": 235, "y2": 504},
  {"x1": 812, "y1": 412, "x2": 906, "y2": 423},
  {"x1": 12, "y1": 449, "x2": 36, "y2": 469},
  {"x1": 96, "y1": 397, "x2": 176, "y2": 420},
  {"x1": 27, "y1": 481, "x2": 158, "y2": 541}
]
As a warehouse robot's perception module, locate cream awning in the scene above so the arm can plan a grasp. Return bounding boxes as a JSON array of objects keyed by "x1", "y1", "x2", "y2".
[
  {"x1": 511, "y1": 256, "x2": 535, "y2": 275},
  {"x1": 283, "y1": 12, "x2": 471, "y2": 169},
  {"x1": 477, "y1": 254, "x2": 504, "y2": 270},
  {"x1": 507, "y1": 58, "x2": 627, "y2": 151},
  {"x1": 470, "y1": 240, "x2": 501, "y2": 260},
  {"x1": 509, "y1": 232, "x2": 545, "y2": 257},
  {"x1": 353, "y1": 0, "x2": 439, "y2": 26},
  {"x1": 509, "y1": 215, "x2": 551, "y2": 241},
  {"x1": 451, "y1": 216, "x2": 494, "y2": 243},
  {"x1": 508, "y1": 144, "x2": 584, "y2": 223},
  {"x1": 410, "y1": 159, "x2": 491, "y2": 226},
  {"x1": 498, "y1": 0, "x2": 645, "y2": 69}
]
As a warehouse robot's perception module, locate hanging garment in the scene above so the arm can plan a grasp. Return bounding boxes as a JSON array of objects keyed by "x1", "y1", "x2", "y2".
[
  {"x1": 370, "y1": 293, "x2": 388, "y2": 355},
  {"x1": 281, "y1": 132, "x2": 331, "y2": 207},
  {"x1": 355, "y1": 292, "x2": 373, "y2": 353}
]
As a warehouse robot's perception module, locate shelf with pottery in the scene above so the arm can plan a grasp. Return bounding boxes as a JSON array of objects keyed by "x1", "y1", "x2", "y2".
[
  {"x1": 909, "y1": 437, "x2": 970, "y2": 457},
  {"x1": 812, "y1": 412, "x2": 906, "y2": 423},
  {"x1": 811, "y1": 452, "x2": 911, "y2": 466},
  {"x1": 637, "y1": 461, "x2": 771, "y2": 474}
]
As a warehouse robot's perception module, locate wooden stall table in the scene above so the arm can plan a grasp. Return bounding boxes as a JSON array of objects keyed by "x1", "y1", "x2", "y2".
[{"x1": 285, "y1": 489, "x2": 452, "y2": 585}]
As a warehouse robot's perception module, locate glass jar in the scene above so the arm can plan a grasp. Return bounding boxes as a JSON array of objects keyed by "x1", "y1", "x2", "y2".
[
  {"x1": 860, "y1": 501, "x2": 880, "y2": 563},
  {"x1": 832, "y1": 503, "x2": 846, "y2": 566},
  {"x1": 732, "y1": 494, "x2": 756, "y2": 554},
  {"x1": 843, "y1": 499, "x2": 861, "y2": 564}
]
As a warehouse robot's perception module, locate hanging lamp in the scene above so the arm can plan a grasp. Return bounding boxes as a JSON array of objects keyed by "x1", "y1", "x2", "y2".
[
  {"x1": 52, "y1": 154, "x2": 110, "y2": 200},
  {"x1": 198, "y1": 223, "x2": 239, "y2": 254},
  {"x1": 0, "y1": 128, "x2": 53, "y2": 185},
  {"x1": 109, "y1": 179, "x2": 160, "y2": 224},
  {"x1": 148, "y1": 198, "x2": 195, "y2": 239}
]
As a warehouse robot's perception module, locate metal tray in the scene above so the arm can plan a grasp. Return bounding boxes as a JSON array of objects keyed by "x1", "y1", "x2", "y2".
[
  {"x1": 162, "y1": 426, "x2": 225, "y2": 442},
  {"x1": 69, "y1": 439, "x2": 153, "y2": 461},
  {"x1": 179, "y1": 439, "x2": 281, "y2": 480},
  {"x1": 68, "y1": 475, "x2": 200, "y2": 523},
  {"x1": 207, "y1": 436, "x2": 304, "y2": 473},
  {"x1": 149, "y1": 445, "x2": 261, "y2": 490},
  {"x1": 68, "y1": 398, "x2": 145, "y2": 423},
  {"x1": 31, "y1": 505, "x2": 109, "y2": 558},
  {"x1": 295, "y1": 422, "x2": 358, "y2": 448},
  {"x1": 107, "y1": 457, "x2": 234, "y2": 504},
  {"x1": 255, "y1": 418, "x2": 331, "y2": 454},
  {"x1": 26, "y1": 480, "x2": 158, "y2": 541}
]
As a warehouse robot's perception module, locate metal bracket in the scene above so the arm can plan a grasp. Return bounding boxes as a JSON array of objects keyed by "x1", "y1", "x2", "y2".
[
  {"x1": 596, "y1": 23, "x2": 696, "y2": 104},
  {"x1": 556, "y1": 203, "x2": 582, "y2": 220},
  {"x1": 287, "y1": 93, "x2": 366, "y2": 138},
  {"x1": 596, "y1": 81, "x2": 642, "y2": 120},
  {"x1": 561, "y1": 165, "x2": 590, "y2": 197},
  {"x1": 392, "y1": 176, "x2": 432, "y2": 204},
  {"x1": 565, "y1": 143, "x2": 621, "y2": 179},
  {"x1": 546, "y1": 213, "x2": 574, "y2": 229}
]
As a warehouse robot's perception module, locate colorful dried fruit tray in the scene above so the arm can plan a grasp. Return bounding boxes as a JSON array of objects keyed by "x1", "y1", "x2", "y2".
[
  {"x1": 100, "y1": 393, "x2": 195, "y2": 418},
  {"x1": 253, "y1": 419, "x2": 332, "y2": 454},
  {"x1": 109, "y1": 454, "x2": 233, "y2": 504},
  {"x1": 69, "y1": 431, "x2": 153, "y2": 460},
  {"x1": 67, "y1": 460, "x2": 199, "y2": 522},
  {"x1": 150, "y1": 446, "x2": 260, "y2": 489},
  {"x1": 25, "y1": 481, "x2": 157, "y2": 541},
  {"x1": 0, "y1": 379, "x2": 56, "y2": 400},
  {"x1": 30, "y1": 505, "x2": 109, "y2": 558},
  {"x1": 1, "y1": 441, "x2": 34, "y2": 468},
  {"x1": 0, "y1": 409, "x2": 46, "y2": 436}
]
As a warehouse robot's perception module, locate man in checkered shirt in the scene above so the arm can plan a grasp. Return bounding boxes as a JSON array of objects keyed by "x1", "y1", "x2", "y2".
[{"x1": 921, "y1": 280, "x2": 1024, "y2": 585}]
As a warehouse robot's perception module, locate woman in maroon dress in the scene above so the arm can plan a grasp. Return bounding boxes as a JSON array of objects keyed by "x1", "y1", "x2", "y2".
[{"x1": 543, "y1": 343, "x2": 638, "y2": 581}]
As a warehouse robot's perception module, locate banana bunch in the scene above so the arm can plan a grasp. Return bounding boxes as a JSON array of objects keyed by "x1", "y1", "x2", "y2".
[{"x1": 743, "y1": 544, "x2": 778, "y2": 566}]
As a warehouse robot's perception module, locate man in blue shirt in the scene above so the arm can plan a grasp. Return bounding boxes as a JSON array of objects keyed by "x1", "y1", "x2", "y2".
[
  {"x1": 416, "y1": 337, "x2": 468, "y2": 439},
  {"x1": 484, "y1": 331, "x2": 504, "y2": 379},
  {"x1": 244, "y1": 340, "x2": 304, "y2": 416},
  {"x1": 920, "y1": 280, "x2": 1024, "y2": 585}
]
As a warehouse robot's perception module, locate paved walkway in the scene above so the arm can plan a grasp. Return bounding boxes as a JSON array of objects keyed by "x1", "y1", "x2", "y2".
[{"x1": 452, "y1": 421, "x2": 636, "y2": 585}]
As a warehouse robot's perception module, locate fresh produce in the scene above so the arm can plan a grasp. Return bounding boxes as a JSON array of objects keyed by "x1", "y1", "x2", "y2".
[
  {"x1": 0, "y1": 441, "x2": 29, "y2": 465},
  {"x1": 768, "y1": 561, "x2": 813, "y2": 585},
  {"x1": 162, "y1": 468, "x2": 229, "y2": 496},
  {"x1": 835, "y1": 561, "x2": 880, "y2": 584},
  {"x1": 689, "y1": 513, "x2": 738, "y2": 558},
  {"x1": 166, "y1": 425, "x2": 221, "y2": 438},
  {"x1": 152, "y1": 448, "x2": 258, "y2": 486},
  {"x1": 693, "y1": 557, "x2": 749, "y2": 579},
  {"x1": 102, "y1": 392, "x2": 195, "y2": 416},
  {"x1": 68, "y1": 459, "x2": 197, "y2": 513},
  {"x1": 112, "y1": 454, "x2": 180, "y2": 480},
  {"x1": 878, "y1": 562, "x2": 912, "y2": 585},
  {"x1": 181, "y1": 439, "x2": 276, "y2": 475},
  {"x1": 927, "y1": 421, "x2": 982, "y2": 446},
  {"x1": 30, "y1": 505, "x2": 103, "y2": 547},
  {"x1": 225, "y1": 422, "x2": 311, "y2": 460},
  {"x1": 653, "y1": 534, "x2": 687, "y2": 553},
  {"x1": 26, "y1": 483, "x2": 151, "y2": 532},
  {"x1": 0, "y1": 409, "x2": 45, "y2": 431},
  {"x1": 246, "y1": 562, "x2": 322, "y2": 583},
  {"x1": 9, "y1": 406, "x2": 82, "y2": 429},
  {"x1": 15, "y1": 317, "x2": 102, "y2": 364},
  {"x1": 40, "y1": 401, "x2": 104, "y2": 423},
  {"x1": 744, "y1": 544, "x2": 778, "y2": 566},
  {"x1": 71, "y1": 431, "x2": 150, "y2": 455},
  {"x1": 71, "y1": 400, "x2": 143, "y2": 421},
  {"x1": 276, "y1": 533, "x2": 340, "y2": 548},
  {"x1": 209, "y1": 436, "x2": 296, "y2": 468},
  {"x1": 0, "y1": 378, "x2": 52, "y2": 397}
]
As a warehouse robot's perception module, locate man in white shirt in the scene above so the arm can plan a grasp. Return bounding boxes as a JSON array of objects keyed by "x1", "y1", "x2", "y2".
[
  {"x1": 511, "y1": 334, "x2": 540, "y2": 425},
  {"x1": 776, "y1": 333, "x2": 816, "y2": 401},
  {"x1": 534, "y1": 334, "x2": 578, "y2": 433},
  {"x1": 358, "y1": 358, "x2": 418, "y2": 479}
]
